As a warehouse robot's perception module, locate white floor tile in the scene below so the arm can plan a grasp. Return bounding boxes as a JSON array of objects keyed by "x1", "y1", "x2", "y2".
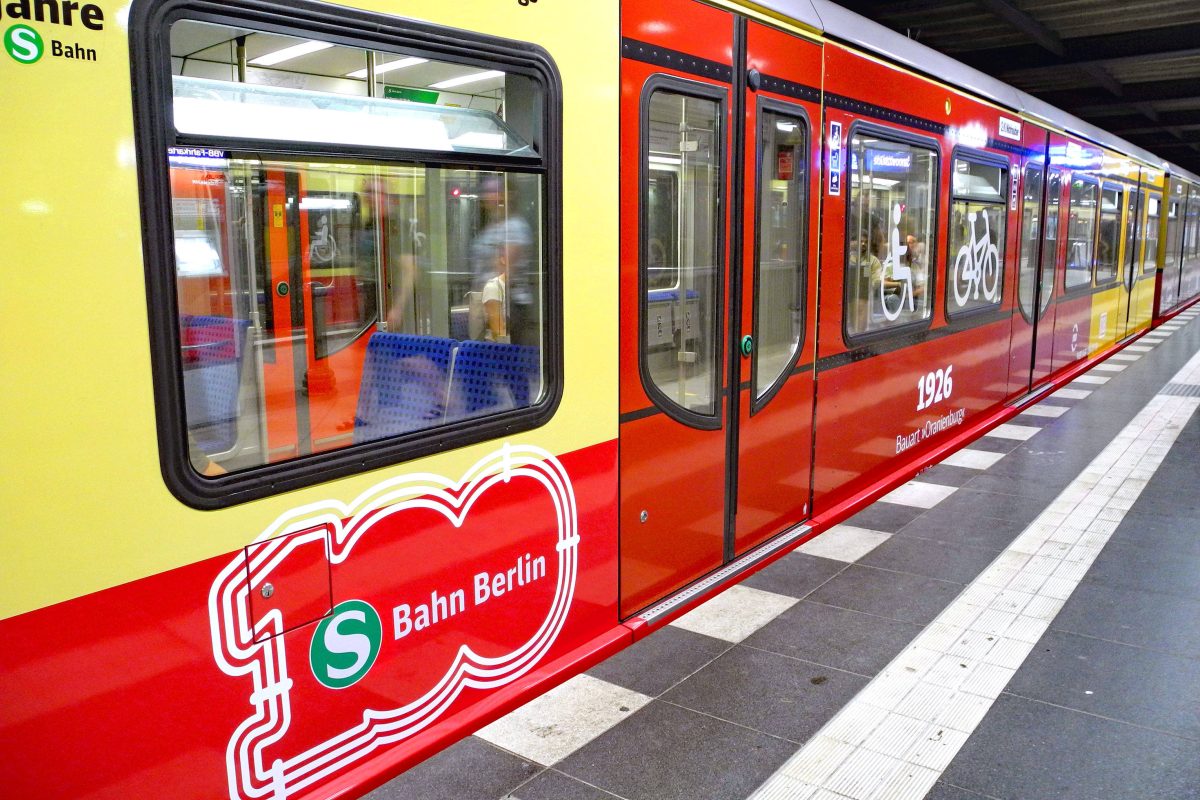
[
  {"x1": 1020, "y1": 404, "x2": 1069, "y2": 419},
  {"x1": 1072, "y1": 375, "x2": 1110, "y2": 385},
  {"x1": 1092, "y1": 363, "x2": 1126, "y2": 372},
  {"x1": 1107, "y1": 353, "x2": 1139, "y2": 361},
  {"x1": 1124, "y1": 345, "x2": 1153, "y2": 352},
  {"x1": 1052, "y1": 387, "x2": 1092, "y2": 400},
  {"x1": 670, "y1": 584, "x2": 798, "y2": 642},
  {"x1": 940, "y1": 448, "x2": 1005, "y2": 470},
  {"x1": 986, "y1": 423, "x2": 1041, "y2": 441},
  {"x1": 879, "y1": 481, "x2": 957, "y2": 509},
  {"x1": 476, "y1": 674, "x2": 651, "y2": 765},
  {"x1": 799, "y1": 524, "x2": 892, "y2": 563}
]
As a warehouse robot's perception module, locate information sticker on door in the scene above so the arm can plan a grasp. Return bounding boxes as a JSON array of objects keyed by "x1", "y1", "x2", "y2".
[{"x1": 828, "y1": 121, "x2": 843, "y2": 196}]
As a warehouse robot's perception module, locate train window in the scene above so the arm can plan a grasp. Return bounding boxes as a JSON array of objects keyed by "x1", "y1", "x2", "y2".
[
  {"x1": 1123, "y1": 191, "x2": 1140, "y2": 289},
  {"x1": 947, "y1": 154, "x2": 1007, "y2": 318},
  {"x1": 1143, "y1": 192, "x2": 1161, "y2": 277},
  {"x1": 845, "y1": 130, "x2": 938, "y2": 339},
  {"x1": 1186, "y1": 186, "x2": 1200, "y2": 289},
  {"x1": 641, "y1": 83, "x2": 724, "y2": 422},
  {"x1": 1095, "y1": 185, "x2": 1122, "y2": 285},
  {"x1": 136, "y1": 12, "x2": 559, "y2": 504},
  {"x1": 753, "y1": 106, "x2": 809, "y2": 405},
  {"x1": 1065, "y1": 177, "x2": 1098, "y2": 291},
  {"x1": 1017, "y1": 165, "x2": 1042, "y2": 322}
]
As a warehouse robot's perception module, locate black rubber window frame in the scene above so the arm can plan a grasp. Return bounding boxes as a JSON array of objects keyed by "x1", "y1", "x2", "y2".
[
  {"x1": 1016, "y1": 161, "x2": 1044, "y2": 326},
  {"x1": 130, "y1": 0, "x2": 564, "y2": 510},
  {"x1": 944, "y1": 146, "x2": 1010, "y2": 323},
  {"x1": 749, "y1": 97, "x2": 811, "y2": 416},
  {"x1": 637, "y1": 73, "x2": 729, "y2": 432},
  {"x1": 841, "y1": 121, "x2": 942, "y2": 349}
]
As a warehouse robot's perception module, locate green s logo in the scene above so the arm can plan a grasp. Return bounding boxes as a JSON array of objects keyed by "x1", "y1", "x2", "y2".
[
  {"x1": 4, "y1": 25, "x2": 43, "y2": 64},
  {"x1": 310, "y1": 600, "x2": 382, "y2": 689}
]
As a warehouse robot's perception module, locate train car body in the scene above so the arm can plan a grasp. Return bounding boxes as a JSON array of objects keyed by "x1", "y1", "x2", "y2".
[{"x1": 2, "y1": 1, "x2": 1200, "y2": 799}]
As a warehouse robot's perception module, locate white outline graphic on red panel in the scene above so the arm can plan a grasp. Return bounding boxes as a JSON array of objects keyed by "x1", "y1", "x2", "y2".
[{"x1": 208, "y1": 443, "x2": 579, "y2": 800}]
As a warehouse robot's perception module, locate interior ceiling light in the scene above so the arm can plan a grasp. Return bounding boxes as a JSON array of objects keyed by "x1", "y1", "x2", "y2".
[
  {"x1": 429, "y1": 70, "x2": 504, "y2": 90},
  {"x1": 249, "y1": 40, "x2": 333, "y2": 67},
  {"x1": 345, "y1": 56, "x2": 428, "y2": 79}
]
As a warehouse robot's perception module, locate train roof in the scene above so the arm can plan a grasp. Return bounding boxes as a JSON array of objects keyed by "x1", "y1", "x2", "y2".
[{"x1": 749, "y1": 0, "x2": 1177, "y2": 175}]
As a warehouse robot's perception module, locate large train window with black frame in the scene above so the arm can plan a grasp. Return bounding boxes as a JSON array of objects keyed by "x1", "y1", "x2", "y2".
[
  {"x1": 753, "y1": 104, "x2": 808, "y2": 407},
  {"x1": 1095, "y1": 184, "x2": 1123, "y2": 285},
  {"x1": 947, "y1": 152, "x2": 1007, "y2": 318},
  {"x1": 139, "y1": 13, "x2": 557, "y2": 498},
  {"x1": 1040, "y1": 169, "x2": 1064, "y2": 309},
  {"x1": 640, "y1": 81, "x2": 723, "y2": 422},
  {"x1": 845, "y1": 128, "x2": 938, "y2": 339},
  {"x1": 1065, "y1": 177, "x2": 1098, "y2": 291}
]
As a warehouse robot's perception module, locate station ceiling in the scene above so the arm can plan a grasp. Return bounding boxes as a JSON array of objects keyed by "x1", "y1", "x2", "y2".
[{"x1": 839, "y1": 0, "x2": 1200, "y2": 175}]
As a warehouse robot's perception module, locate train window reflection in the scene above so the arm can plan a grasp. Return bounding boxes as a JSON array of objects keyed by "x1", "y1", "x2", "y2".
[
  {"x1": 1017, "y1": 165, "x2": 1043, "y2": 322},
  {"x1": 1041, "y1": 170, "x2": 1063, "y2": 304},
  {"x1": 1095, "y1": 185, "x2": 1122, "y2": 285},
  {"x1": 166, "y1": 19, "x2": 549, "y2": 479},
  {"x1": 947, "y1": 156, "x2": 1007, "y2": 317},
  {"x1": 754, "y1": 109, "x2": 808, "y2": 403},
  {"x1": 642, "y1": 88, "x2": 722, "y2": 419},
  {"x1": 1143, "y1": 193, "x2": 1160, "y2": 277},
  {"x1": 1065, "y1": 178, "x2": 1098, "y2": 291},
  {"x1": 845, "y1": 131, "x2": 938, "y2": 338}
]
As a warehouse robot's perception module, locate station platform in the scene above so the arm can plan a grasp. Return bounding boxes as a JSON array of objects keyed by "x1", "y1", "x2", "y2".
[{"x1": 367, "y1": 310, "x2": 1200, "y2": 800}]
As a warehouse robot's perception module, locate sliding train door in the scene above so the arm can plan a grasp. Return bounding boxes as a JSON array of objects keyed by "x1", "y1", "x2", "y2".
[{"x1": 618, "y1": 0, "x2": 819, "y2": 616}]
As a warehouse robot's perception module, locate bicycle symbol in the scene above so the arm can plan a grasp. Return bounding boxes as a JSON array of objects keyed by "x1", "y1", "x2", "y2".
[
  {"x1": 952, "y1": 211, "x2": 1000, "y2": 307},
  {"x1": 881, "y1": 203, "x2": 914, "y2": 321}
]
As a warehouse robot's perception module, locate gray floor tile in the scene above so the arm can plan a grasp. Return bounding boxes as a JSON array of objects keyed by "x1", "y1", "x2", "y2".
[
  {"x1": 1051, "y1": 581, "x2": 1200, "y2": 658},
  {"x1": 740, "y1": 551, "x2": 846, "y2": 598},
  {"x1": 508, "y1": 769, "x2": 626, "y2": 800},
  {"x1": 805, "y1": 564, "x2": 963, "y2": 625},
  {"x1": 858, "y1": 535, "x2": 1000, "y2": 584},
  {"x1": 921, "y1": 782, "x2": 993, "y2": 800},
  {"x1": 842, "y1": 501, "x2": 927, "y2": 533},
  {"x1": 1081, "y1": 539, "x2": 1200, "y2": 601},
  {"x1": 743, "y1": 600, "x2": 923, "y2": 676},
  {"x1": 964, "y1": 435, "x2": 1023, "y2": 454},
  {"x1": 1006, "y1": 630, "x2": 1200, "y2": 738},
  {"x1": 914, "y1": 463, "x2": 981, "y2": 488},
  {"x1": 942, "y1": 694, "x2": 1200, "y2": 800},
  {"x1": 933, "y1": 488, "x2": 1046, "y2": 527},
  {"x1": 894, "y1": 506, "x2": 1030, "y2": 551},
  {"x1": 661, "y1": 645, "x2": 867, "y2": 743},
  {"x1": 962, "y1": 471, "x2": 1069, "y2": 501},
  {"x1": 1106, "y1": 510, "x2": 1200, "y2": 556},
  {"x1": 587, "y1": 626, "x2": 730, "y2": 698},
  {"x1": 364, "y1": 737, "x2": 538, "y2": 800},
  {"x1": 556, "y1": 701, "x2": 795, "y2": 800}
]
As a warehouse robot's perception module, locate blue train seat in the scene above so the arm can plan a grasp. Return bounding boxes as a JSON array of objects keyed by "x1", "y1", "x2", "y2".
[
  {"x1": 353, "y1": 333, "x2": 457, "y2": 444},
  {"x1": 447, "y1": 340, "x2": 541, "y2": 421},
  {"x1": 181, "y1": 315, "x2": 251, "y2": 454}
]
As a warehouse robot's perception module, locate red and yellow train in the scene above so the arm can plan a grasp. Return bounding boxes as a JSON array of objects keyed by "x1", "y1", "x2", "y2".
[{"x1": 3, "y1": 0, "x2": 1199, "y2": 797}]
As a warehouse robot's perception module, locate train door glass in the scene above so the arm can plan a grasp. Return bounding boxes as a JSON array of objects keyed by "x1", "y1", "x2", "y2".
[
  {"x1": 642, "y1": 89, "x2": 723, "y2": 419},
  {"x1": 1143, "y1": 192, "x2": 1160, "y2": 277},
  {"x1": 752, "y1": 108, "x2": 808, "y2": 404},
  {"x1": 164, "y1": 20, "x2": 549, "y2": 480},
  {"x1": 1096, "y1": 185, "x2": 1122, "y2": 286},
  {"x1": 1186, "y1": 186, "x2": 1200, "y2": 297},
  {"x1": 1065, "y1": 178, "x2": 1098, "y2": 291},
  {"x1": 1163, "y1": 189, "x2": 1184, "y2": 309},
  {"x1": 1017, "y1": 164, "x2": 1043, "y2": 323},
  {"x1": 1124, "y1": 190, "x2": 1140, "y2": 293}
]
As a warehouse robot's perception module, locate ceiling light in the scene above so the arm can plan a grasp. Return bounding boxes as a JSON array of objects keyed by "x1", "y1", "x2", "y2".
[
  {"x1": 429, "y1": 70, "x2": 504, "y2": 90},
  {"x1": 249, "y1": 40, "x2": 333, "y2": 67},
  {"x1": 345, "y1": 56, "x2": 428, "y2": 79}
]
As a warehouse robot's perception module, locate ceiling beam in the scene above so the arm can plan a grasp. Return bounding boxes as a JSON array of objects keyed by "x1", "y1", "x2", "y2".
[
  {"x1": 975, "y1": 0, "x2": 1063, "y2": 56},
  {"x1": 1036, "y1": 78, "x2": 1200, "y2": 109},
  {"x1": 958, "y1": 23, "x2": 1200, "y2": 74}
]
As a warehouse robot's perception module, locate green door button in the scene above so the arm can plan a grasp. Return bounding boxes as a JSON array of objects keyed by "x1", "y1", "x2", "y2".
[{"x1": 740, "y1": 335, "x2": 753, "y2": 357}]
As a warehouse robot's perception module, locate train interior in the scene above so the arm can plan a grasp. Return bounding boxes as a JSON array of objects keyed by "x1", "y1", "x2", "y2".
[{"x1": 168, "y1": 21, "x2": 548, "y2": 475}]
